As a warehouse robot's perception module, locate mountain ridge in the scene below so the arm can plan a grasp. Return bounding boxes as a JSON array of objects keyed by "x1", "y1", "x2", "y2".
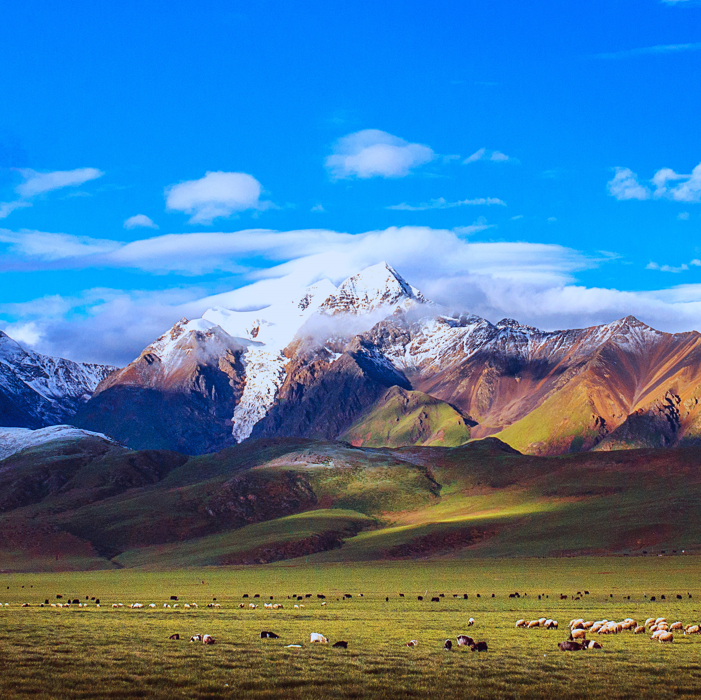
[{"x1": 6, "y1": 262, "x2": 701, "y2": 457}]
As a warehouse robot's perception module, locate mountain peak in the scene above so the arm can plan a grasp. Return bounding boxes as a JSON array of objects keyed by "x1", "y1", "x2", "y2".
[{"x1": 319, "y1": 262, "x2": 427, "y2": 315}]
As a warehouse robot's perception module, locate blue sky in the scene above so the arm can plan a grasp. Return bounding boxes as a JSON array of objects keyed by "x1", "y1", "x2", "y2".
[{"x1": 1, "y1": 0, "x2": 700, "y2": 364}]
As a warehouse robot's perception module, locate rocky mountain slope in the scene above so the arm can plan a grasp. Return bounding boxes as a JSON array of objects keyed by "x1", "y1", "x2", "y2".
[
  {"x1": 0, "y1": 331, "x2": 114, "y2": 429},
  {"x1": 75, "y1": 262, "x2": 701, "y2": 455}
]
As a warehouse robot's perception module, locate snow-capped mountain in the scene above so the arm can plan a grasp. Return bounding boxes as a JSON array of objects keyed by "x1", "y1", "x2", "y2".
[
  {"x1": 77, "y1": 263, "x2": 428, "y2": 451},
  {"x1": 76, "y1": 263, "x2": 701, "y2": 455},
  {"x1": 0, "y1": 331, "x2": 115, "y2": 429}
]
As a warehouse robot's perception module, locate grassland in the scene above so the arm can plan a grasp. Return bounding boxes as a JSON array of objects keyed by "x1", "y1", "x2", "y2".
[{"x1": 0, "y1": 558, "x2": 700, "y2": 699}]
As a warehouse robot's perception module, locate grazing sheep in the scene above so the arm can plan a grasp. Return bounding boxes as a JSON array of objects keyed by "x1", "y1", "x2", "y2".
[
  {"x1": 190, "y1": 635, "x2": 202, "y2": 642},
  {"x1": 670, "y1": 622, "x2": 683, "y2": 631},
  {"x1": 645, "y1": 618, "x2": 656, "y2": 627},
  {"x1": 571, "y1": 629, "x2": 587, "y2": 640},
  {"x1": 634, "y1": 626, "x2": 646, "y2": 634},
  {"x1": 457, "y1": 635, "x2": 474, "y2": 646},
  {"x1": 468, "y1": 618, "x2": 475, "y2": 626},
  {"x1": 169, "y1": 634, "x2": 180, "y2": 640},
  {"x1": 470, "y1": 641, "x2": 488, "y2": 652},
  {"x1": 658, "y1": 632, "x2": 674, "y2": 643},
  {"x1": 516, "y1": 619, "x2": 527, "y2": 628},
  {"x1": 585, "y1": 640, "x2": 602, "y2": 649},
  {"x1": 406, "y1": 640, "x2": 418, "y2": 647},
  {"x1": 203, "y1": 634, "x2": 215, "y2": 645},
  {"x1": 249, "y1": 604, "x2": 257, "y2": 609},
  {"x1": 333, "y1": 641, "x2": 348, "y2": 648},
  {"x1": 310, "y1": 633, "x2": 328, "y2": 644},
  {"x1": 684, "y1": 625, "x2": 699, "y2": 635},
  {"x1": 260, "y1": 631, "x2": 280, "y2": 639},
  {"x1": 238, "y1": 604, "x2": 245, "y2": 609},
  {"x1": 444, "y1": 640, "x2": 452, "y2": 651},
  {"x1": 528, "y1": 620, "x2": 540, "y2": 629}
]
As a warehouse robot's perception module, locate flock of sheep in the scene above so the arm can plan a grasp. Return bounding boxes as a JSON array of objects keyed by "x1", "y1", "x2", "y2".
[{"x1": 516, "y1": 615, "x2": 701, "y2": 649}]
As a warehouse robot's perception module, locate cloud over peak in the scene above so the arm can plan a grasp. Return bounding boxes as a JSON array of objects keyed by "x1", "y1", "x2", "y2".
[
  {"x1": 165, "y1": 171, "x2": 271, "y2": 224},
  {"x1": 326, "y1": 129, "x2": 435, "y2": 179}
]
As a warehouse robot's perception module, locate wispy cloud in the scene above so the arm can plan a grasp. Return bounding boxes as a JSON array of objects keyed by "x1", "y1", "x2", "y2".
[
  {"x1": 0, "y1": 229, "x2": 121, "y2": 260},
  {"x1": 0, "y1": 167, "x2": 104, "y2": 220},
  {"x1": 387, "y1": 197, "x2": 506, "y2": 211},
  {"x1": 463, "y1": 148, "x2": 517, "y2": 164},
  {"x1": 165, "y1": 171, "x2": 272, "y2": 224},
  {"x1": 124, "y1": 214, "x2": 158, "y2": 230},
  {"x1": 0, "y1": 200, "x2": 31, "y2": 220},
  {"x1": 326, "y1": 129, "x2": 435, "y2": 179},
  {"x1": 15, "y1": 168, "x2": 104, "y2": 197},
  {"x1": 595, "y1": 42, "x2": 701, "y2": 59}
]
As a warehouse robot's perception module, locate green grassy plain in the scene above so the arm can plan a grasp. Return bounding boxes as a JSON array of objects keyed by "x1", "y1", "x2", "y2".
[{"x1": 0, "y1": 557, "x2": 700, "y2": 699}]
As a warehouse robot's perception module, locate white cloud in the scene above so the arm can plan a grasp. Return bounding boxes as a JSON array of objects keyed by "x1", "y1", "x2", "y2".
[
  {"x1": 678, "y1": 212, "x2": 690, "y2": 220},
  {"x1": 595, "y1": 42, "x2": 701, "y2": 59},
  {"x1": 124, "y1": 214, "x2": 158, "y2": 229},
  {"x1": 311, "y1": 204, "x2": 325, "y2": 213},
  {"x1": 464, "y1": 148, "x2": 516, "y2": 164},
  {"x1": 165, "y1": 171, "x2": 270, "y2": 224},
  {"x1": 15, "y1": 168, "x2": 103, "y2": 197},
  {"x1": 646, "y1": 261, "x2": 689, "y2": 273},
  {"x1": 325, "y1": 129, "x2": 434, "y2": 179},
  {"x1": 387, "y1": 197, "x2": 506, "y2": 211},
  {"x1": 663, "y1": 163, "x2": 701, "y2": 202},
  {"x1": 510, "y1": 214, "x2": 524, "y2": 220},
  {"x1": 610, "y1": 162, "x2": 701, "y2": 203},
  {"x1": 464, "y1": 148, "x2": 486, "y2": 163},
  {"x1": 607, "y1": 167, "x2": 651, "y2": 200},
  {"x1": 0, "y1": 200, "x2": 31, "y2": 219},
  {"x1": 0, "y1": 229, "x2": 121, "y2": 261},
  {"x1": 547, "y1": 217, "x2": 557, "y2": 222}
]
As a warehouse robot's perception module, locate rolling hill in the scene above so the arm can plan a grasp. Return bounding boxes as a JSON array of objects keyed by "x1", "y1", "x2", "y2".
[{"x1": 0, "y1": 430, "x2": 699, "y2": 571}]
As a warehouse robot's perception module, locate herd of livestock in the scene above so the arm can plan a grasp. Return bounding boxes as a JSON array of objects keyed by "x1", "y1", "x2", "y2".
[
  {"x1": 516, "y1": 615, "x2": 701, "y2": 649},
  {"x1": 6, "y1": 590, "x2": 701, "y2": 653}
]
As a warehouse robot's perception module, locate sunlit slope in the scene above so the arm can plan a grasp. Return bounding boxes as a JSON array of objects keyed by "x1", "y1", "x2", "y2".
[{"x1": 340, "y1": 387, "x2": 471, "y2": 447}]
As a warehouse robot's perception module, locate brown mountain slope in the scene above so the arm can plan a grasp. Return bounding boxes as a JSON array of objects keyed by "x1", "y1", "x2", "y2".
[
  {"x1": 367, "y1": 315, "x2": 701, "y2": 454},
  {"x1": 75, "y1": 321, "x2": 250, "y2": 453}
]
